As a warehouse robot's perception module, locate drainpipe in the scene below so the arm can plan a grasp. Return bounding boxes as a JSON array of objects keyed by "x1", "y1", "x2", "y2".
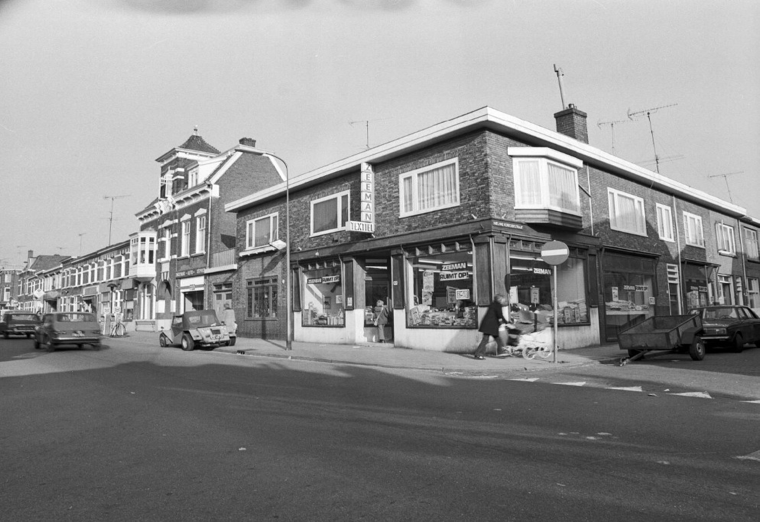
[
  {"x1": 737, "y1": 216, "x2": 748, "y2": 306},
  {"x1": 205, "y1": 181, "x2": 213, "y2": 311},
  {"x1": 672, "y1": 195, "x2": 684, "y2": 314}
]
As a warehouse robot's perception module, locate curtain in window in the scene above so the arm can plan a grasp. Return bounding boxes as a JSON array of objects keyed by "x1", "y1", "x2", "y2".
[
  {"x1": 547, "y1": 163, "x2": 579, "y2": 212},
  {"x1": 314, "y1": 198, "x2": 338, "y2": 233},
  {"x1": 745, "y1": 229, "x2": 759, "y2": 259},
  {"x1": 417, "y1": 163, "x2": 457, "y2": 211},
  {"x1": 610, "y1": 193, "x2": 644, "y2": 234},
  {"x1": 254, "y1": 217, "x2": 272, "y2": 247},
  {"x1": 516, "y1": 160, "x2": 541, "y2": 206},
  {"x1": 402, "y1": 177, "x2": 413, "y2": 213}
]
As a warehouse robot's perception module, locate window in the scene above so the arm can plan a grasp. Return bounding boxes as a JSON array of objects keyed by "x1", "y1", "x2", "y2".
[
  {"x1": 608, "y1": 188, "x2": 646, "y2": 236},
  {"x1": 399, "y1": 158, "x2": 460, "y2": 217},
  {"x1": 408, "y1": 251, "x2": 477, "y2": 328},
  {"x1": 196, "y1": 216, "x2": 207, "y2": 253},
  {"x1": 164, "y1": 227, "x2": 172, "y2": 259},
  {"x1": 302, "y1": 265, "x2": 345, "y2": 326},
  {"x1": 311, "y1": 191, "x2": 349, "y2": 236},
  {"x1": 246, "y1": 213, "x2": 279, "y2": 249},
  {"x1": 181, "y1": 221, "x2": 191, "y2": 257},
  {"x1": 716, "y1": 223, "x2": 735, "y2": 255},
  {"x1": 748, "y1": 278, "x2": 759, "y2": 308},
  {"x1": 744, "y1": 228, "x2": 759, "y2": 261},
  {"x1": 655, "y1": 204, "x2": 674, "y2": 241},
  {"x1": 683, "y1": 212, "x2": 705, "y2": 247},
  {"x1": 246, "y1": 278, "x2": 278, "y2": 319}
]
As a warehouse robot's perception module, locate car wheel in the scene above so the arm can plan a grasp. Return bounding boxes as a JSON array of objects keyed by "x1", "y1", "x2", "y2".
[
  {"x1": 159, "y1": 334, "x2": 167, "y2": 347},
  {"x1": 34, "y1": 337, "x2": 40, "y2": 350},
  {"x1": 689, "y1": 337, "x2": 706, "y2": 361},
  {"x1": 229, "y1": 336, "x2": 236, "y2": 347},
  {"x1": 3, "y1": 332, "x2": 8, "y2": 339},
  {"x1": 732, "y1": 334, "x2": 744, "y2": 353},
  {"x1": 181, "y1": 334, "x2": 194, "y2": 352}
]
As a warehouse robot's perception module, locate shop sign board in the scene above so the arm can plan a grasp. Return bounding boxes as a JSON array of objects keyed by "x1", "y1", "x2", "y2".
[
  {"x1": 540, "y1": 241, "x2": 569, "y2": 266},
  {"x1": 307, "y1": 275, "x2": 340, "y2": 285},
  {"x1": 440, "y1": 272, "x2": 469, "y2": 281},
  {"x1": 347, "y1": 162, "x2": 375, "y2": 234}
]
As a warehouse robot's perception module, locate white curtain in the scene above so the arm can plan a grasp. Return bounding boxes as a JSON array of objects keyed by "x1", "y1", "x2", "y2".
[
  {"x1": 516, "y1": 160, "x2": 541, "y2": 206},
  {"x1": 417, "y1": 163, "x2": 457, "y2": 211},
  {"x1": 547, "y1": 163, "x2": 579, "y2": 212}
]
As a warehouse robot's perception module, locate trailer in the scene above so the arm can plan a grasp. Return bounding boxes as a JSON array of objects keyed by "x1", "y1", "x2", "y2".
[{"x1": 618, "y1": 314, "x2": 704, "y2": 366}]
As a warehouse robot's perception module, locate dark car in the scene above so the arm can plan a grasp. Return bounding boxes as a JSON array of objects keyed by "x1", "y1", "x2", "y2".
[
  {"x1": 159, "y1": 310, "x2": 235, "y2": 351},
  {"x1": 34, "y1": 312, "x2": 102, "y2": 351},
  {"x1": 0, "y1": 311, "x2": 42, "y2": 339},
  {"x1": 690, "y1": 305, "x2": 760, "y2": 352}
]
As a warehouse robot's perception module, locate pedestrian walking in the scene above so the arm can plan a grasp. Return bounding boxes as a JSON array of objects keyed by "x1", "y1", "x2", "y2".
[
  {"x1": 221, "y1": 302, "x2": 237, "y2": 335},
  {"x1": 473, "y1": 294, "x2": 508, "y2": 359},
  {"x1": 374, "y1": 300, "x2": 389, "y2": 343}
]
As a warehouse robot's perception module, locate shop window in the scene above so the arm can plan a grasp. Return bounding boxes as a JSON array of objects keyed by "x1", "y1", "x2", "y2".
[
  {"x1": 302, "y1": 266, "x2": 345, "y2": 326},
  {"x1": 683, "y1": 212, "x2": 705, "y2": 247},
  {"x1": 311, "y1": 191, "x2": 349, "y2": 236},
  {"x1": 399, "y1": 158, "x2": 460, "y2": 217},
  {"x1": 408, "y1": 251, "x2": 476, "y2": 328},
  {"x1": 246, "y1": 213, "x2": 279, "y2": 249},
  {"x1": 246, "y1": 278, "x2": 278, "y2": 319},
  {"x1": 603, "y1": 253, "x2": 656, "y2": 341},
  {"x1": 364, "y1": 259, "x2": 390, "y2": 327},
  {"x1": 608, "y1": 188, "x2": 646, "y2": 236},
  {"x1": 656, "y1": 203, "x2": 674, "y2": 242},
  {"x1": 715, "y1": 223, "x2": 735, "y2": 255}
]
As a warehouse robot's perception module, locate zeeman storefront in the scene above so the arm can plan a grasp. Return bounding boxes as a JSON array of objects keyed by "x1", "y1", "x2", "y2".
[{"x1": 290, "y1": 222, "x2": 601, "y2": 352}]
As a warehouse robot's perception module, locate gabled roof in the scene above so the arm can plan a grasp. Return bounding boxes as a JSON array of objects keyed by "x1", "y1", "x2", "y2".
[
  {"x1": 178, "y1": 134, "x2": 220, "y2": 155},
  {"x1": 29, "y1": 255, "x2": 69, "y2": 272}
]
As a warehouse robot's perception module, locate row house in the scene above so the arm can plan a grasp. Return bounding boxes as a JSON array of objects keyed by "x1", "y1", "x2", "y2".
[
  {"x1": 225, "y1": 104, "x2": 760, "y2": 352},
  {"x1": 16, "y1": 251, "x2": 69, "y2": 313},
  {"x1": 131, "y1": 132, "x2": 282, "y2": 331},
  {"x1": 0, "y1": 268, "x2": 20, "y2": 310}
]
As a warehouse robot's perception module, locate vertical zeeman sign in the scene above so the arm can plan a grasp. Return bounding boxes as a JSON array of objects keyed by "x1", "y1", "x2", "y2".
[{"x1": 347, "y1": 162, "x2": 375, "y2": 233}]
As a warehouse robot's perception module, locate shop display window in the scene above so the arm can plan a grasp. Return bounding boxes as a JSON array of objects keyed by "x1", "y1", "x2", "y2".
[
  {"x1": 603, "y1": 256, "x2": 655, "y2": 341},
  {"x1": 408, "y1": 251, "x2": 476, "y2": 328},
  {"x1": 302, "y1": 266, "x2": 345, "y2": 327}
]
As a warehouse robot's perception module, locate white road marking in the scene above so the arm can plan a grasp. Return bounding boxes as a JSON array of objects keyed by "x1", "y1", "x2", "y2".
[
  {"x1": 511, "y1": 377, "x2": 539, "y2": 382},
  {"x1": 668, "y1": 391, "x2": 712, "y2": 399},
  {"x1": 735, "y1": 450, "x2": 760, "y2": 462},
  {"x1": 606, "y1": 386, "x2": 644, "y2": 392},
  {"x1": 556, "y1": 381, "x2": 586, "y2": 386}
]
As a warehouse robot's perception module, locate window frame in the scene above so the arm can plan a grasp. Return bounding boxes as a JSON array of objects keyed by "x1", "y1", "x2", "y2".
[
  {"x1": 655, "y1": 203, "x2": 674, "y2": 242},
  {"x1": 245, "y1": 212, "x2": 280, "y2": 251},
  {"x1": 744, "y1": 227, "x2": 760, "y2": 261},
  {"x1": 398, "y1": 158, "x2": 461, "y2": 218},
  {"x1": 310, "y1": 190, "x2": 350, "y2": 237},
  {"x1": 246, "y1": 277, "x2": 279, "y2": 320},
  {"x1": 196, "y1": 215, "x2": 207, "y2": 254},
  {"x1": 715, "y1": 222, "x2": 736, "y2": 255},
  {"x1": 683, "y1": 211, "x2": 705, "y2": 248},
  {"x1": 180, "y1": 220, "x2": 191, "y2": 257},
  {"x1": 607, "y1": 188, "x2": 647, "y2": 236}
]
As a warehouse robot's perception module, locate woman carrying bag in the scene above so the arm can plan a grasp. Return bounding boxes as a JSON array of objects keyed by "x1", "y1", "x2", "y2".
[{"x1": 374, "y1": 300, "x2": 390, "y2": 343}]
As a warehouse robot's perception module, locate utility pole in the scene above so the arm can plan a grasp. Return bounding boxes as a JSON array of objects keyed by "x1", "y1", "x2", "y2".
[
  {"x1": 708, "y1": 171, "x2": 743, "y2": 204},
  {"x1": 553, "y1": 64, "x2": 567, "y2": 110},
  {"x1": 597, "y1": 119, "x2": 628, "y2": 153},
  {"x1": 103, "y1": 195, "x2": 131, "y2": 246},
  {"x1": 627, "y1": 103, "x2": 677, "y2": 173}
]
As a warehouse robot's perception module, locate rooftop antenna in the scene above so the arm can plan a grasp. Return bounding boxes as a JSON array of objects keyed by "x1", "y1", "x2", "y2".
[
  {"x1": 708, "y1": 171, "x2": 743, "y2": 204},
  {"x1": 596, "y1": 119, "x2": 628, "y2": 153},
  {"x1": 553, "y1": 64, "x2": 567, "y2": 110},
  {"x1": 78, "y1": 233, "x2": 86, "y2": 256},
  {"x1": 349, "y1": 118, "x2": 391, "y2": 149},
  {"x1": 103, "y1": 195, "x2": 131, "y2": 246},
  {"x1": 627, "y1": 103, "x2": 677, "y2": 173}
]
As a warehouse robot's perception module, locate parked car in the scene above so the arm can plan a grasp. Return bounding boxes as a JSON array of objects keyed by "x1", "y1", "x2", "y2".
[
  {"x1": 0, "y1": 311, "x2": 42, "y2": 339},
  {"x1": 159, "y1": 310, "x2": 235, "y2": 351},
  {"x1": 689, "y1": 305, "x2": 760, "y2": 352},
  {"x1": 34, "y1": 312, "x2": 102, "y2": 351}
]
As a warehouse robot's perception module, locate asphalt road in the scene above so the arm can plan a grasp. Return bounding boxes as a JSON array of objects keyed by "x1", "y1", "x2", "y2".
[{"x1": 1, "y1": 336, "x2": 758, "y2": 521}]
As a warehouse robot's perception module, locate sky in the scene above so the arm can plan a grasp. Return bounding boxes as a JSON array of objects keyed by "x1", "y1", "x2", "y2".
[{"x1": 1, "y1": 0, "x2": 758, "y2": 268}]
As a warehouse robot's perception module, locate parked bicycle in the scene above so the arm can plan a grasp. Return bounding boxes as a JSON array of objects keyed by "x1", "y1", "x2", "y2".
[{"x1": 109, "y1": 312, "x2": 127, "y2": 337}]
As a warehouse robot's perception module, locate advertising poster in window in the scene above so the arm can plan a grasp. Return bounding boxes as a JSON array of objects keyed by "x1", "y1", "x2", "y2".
[{"x1": 409, "y1": 251, "x2": 476, "y2": 328}]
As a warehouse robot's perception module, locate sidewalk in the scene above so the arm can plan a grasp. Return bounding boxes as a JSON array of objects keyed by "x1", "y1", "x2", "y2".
[{"x1": 121, "y1": 329, "x2": 622, "y2": 375}]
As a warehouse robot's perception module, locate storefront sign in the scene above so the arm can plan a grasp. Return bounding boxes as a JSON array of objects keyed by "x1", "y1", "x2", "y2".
[
  {"x1": 347, "y1": 162, "x2": 375, "y2": 234},
  {"x1": 440, "y1": 272, "x2": 469, "y2": 281},
  {"x1": 623, "y1": 285, "x2": 636, "y2": 291},
  {"x1": 494, "y1": 221, "x2": 524, "y2": 230},
  {"x1": 635, "y1": 285, "x2": 648, "y2": 292},
  {"x1": 531, "y1": 287, "x2": 540, "y2": 304},
  {"x1": 455, "y1": 289, "x2": 470, "y2": 300},
  {"x1": 177, "y1": 267, "x2": 205, "y2": 278},
  {"x1": 307, "y1": 275, "x2": 341, "y2": 284},
  {"x1": 442, "y1": 262, "x2": 467, "y2": 271},
  {"x1": 533, "y1": 268, "x2": 551, "y2": 275}
]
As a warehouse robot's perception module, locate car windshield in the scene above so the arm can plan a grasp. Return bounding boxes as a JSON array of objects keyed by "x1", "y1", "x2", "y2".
[
  {"x1": 10, "y1": 314, "x2": 38, "y2": 321},
  {"x1": 186, "y1": 312, "x2": 219, "y2": 327},
  {"x1": 56, "y1": 313, "x2": 96, "y2": 323},
  {"x1": 703, "y1": 307, "x2": 738, "y2": 320}
]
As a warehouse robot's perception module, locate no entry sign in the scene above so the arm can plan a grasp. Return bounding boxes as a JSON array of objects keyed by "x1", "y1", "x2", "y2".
[{"x1": 541, "y1": 241, "x2": 569, "y2": 266}]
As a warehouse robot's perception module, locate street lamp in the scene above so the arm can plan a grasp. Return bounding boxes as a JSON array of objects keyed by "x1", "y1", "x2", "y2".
[{"x1": 263, "y1": 153, "x2": 292, "y2": 351}]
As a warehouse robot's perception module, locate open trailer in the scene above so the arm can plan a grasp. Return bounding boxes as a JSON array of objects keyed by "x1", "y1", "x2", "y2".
[{"x1": 618, "y1": 314, "x2": 705, "y2": 365}]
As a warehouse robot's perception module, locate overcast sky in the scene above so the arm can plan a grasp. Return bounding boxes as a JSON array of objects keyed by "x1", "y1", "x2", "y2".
[{"x1": 1, "y1": 0, "x2": 758, "y2": 268}]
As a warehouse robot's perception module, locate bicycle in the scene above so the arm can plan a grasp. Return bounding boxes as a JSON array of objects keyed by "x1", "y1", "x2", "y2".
[{"x1": 109, "y1": 321, "x2": 127, "y2": 337}]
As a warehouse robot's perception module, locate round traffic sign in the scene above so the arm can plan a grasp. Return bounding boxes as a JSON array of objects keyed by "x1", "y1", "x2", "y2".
[{"x1": 541, "y1": 241, "x2": 569, "y2": 265}]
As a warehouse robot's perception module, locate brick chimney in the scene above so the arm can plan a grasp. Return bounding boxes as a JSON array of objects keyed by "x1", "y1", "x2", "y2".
[
  {"x1": 238, "y1": 137, "x2": 257, "y2": 148},
  {"x1": 554, "y1": 104, "x2": 588, "y2": 144}
]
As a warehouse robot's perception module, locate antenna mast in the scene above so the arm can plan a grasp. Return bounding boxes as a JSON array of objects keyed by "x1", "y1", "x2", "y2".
[
  {"x1": 708, "y1": 171, "x2": 744, "y2": 204},
  {"x1": 103, "y1": 195, "x2": 131, "y2": 246},
  {"x1": 597, "y1": 119, "x2": 628, "y2": 153},
  {"x1": 553, "y1": 64, "x2": 567, "y2": 110},
  {"x1": 349, "y1": 118, "x2": 391, "y2": 149},
  {"x1": 627, "y1": 103, "x2": 677, "y2": 173}
]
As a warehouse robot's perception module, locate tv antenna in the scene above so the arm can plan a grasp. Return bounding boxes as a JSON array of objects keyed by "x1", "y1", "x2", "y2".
[
  {"x1": 104, "y1": 195, "x2": 131, "y2": 246},
  {"x1": 78, "y1": 232, "x2": 87, "y2": 256},
  {"x1": 627, "y1": 103, "x2": 677, "y2": 173},
  {"x1": 553, "y1": 64, "x2": 567, "y2": 110},
  {"x1": 349, "y1": 118, "x2": 391, "y2": 149},
  {"x1": 597, "y1": 119, "x2": 628, "y2": 153},
  {"x1": 708, "y1": 171, "x2": 743, "y2": 204}
]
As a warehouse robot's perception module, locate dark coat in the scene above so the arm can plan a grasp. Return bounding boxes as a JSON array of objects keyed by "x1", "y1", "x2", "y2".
[
  {"x1": 374, "y1": 305, "x2": 389, "y2": 326},
  {"x1": 478, "y1": 300, "x2": 506, "y2": 336}
]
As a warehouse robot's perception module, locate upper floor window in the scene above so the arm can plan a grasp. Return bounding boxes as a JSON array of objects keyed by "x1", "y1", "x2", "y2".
[
  {"x1": 509, "y1": 148, "x2": 582, "y2": 215},
  {"x1": 196, "y1": 216, "x2": 207, "y2": 253},
  {"x1": 399, "y1": 158, "x2": 460, "y2": 217},
  {"x1": 655, "y1": 204, "x2": 674, "y2": 242},
  {"x1": 683, "y1": 212, "x2": 705, "y2": 247},
  {"x1": 716, "y1": 223, "x2": 736, "y2": 255},
  {"x1": 311, "y1": 191, "x2": 349, "y2": 236},
  {"x1": 247, "y1": 213, "x2": 279, "y2": 249},
  {"x1": 181, "y1": 220, "x2": 191, "y2": 257},
  {"x1": 744, "y1": 228, "x2": 759, "y2": 261},
  {"x1": 608, "y1": 188, "x2": 646, "y2": 236}
]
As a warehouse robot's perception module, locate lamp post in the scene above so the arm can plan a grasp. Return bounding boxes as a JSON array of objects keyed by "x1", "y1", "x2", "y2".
[{"x1": 263, "y1": 153, "x2": 292, "y2": 351}]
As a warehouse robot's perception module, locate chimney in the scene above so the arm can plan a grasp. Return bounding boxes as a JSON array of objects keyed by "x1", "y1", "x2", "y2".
[
  {"x1": 28, "y1": 250, "x2": 33, "y2": 260},
  {"x1": 238, "y1": 137, "x2": 257, "y2": 148},
  {"x1": 554, "y1": 103, "x2": 588, "y2": 144}
]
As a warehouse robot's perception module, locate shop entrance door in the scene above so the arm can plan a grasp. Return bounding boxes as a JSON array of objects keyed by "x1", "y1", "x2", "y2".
[
  {"x1": 365, "y1": 258, "x2": 392, "y2": 342},
  {"x1": 213, "y1": 283, "x2": 232, "y2": 320}
]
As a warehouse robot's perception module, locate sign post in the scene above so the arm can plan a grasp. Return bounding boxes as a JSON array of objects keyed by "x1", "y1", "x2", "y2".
[{"x1": 540, "y1": 241, "x2": 569, "y2": 363}]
